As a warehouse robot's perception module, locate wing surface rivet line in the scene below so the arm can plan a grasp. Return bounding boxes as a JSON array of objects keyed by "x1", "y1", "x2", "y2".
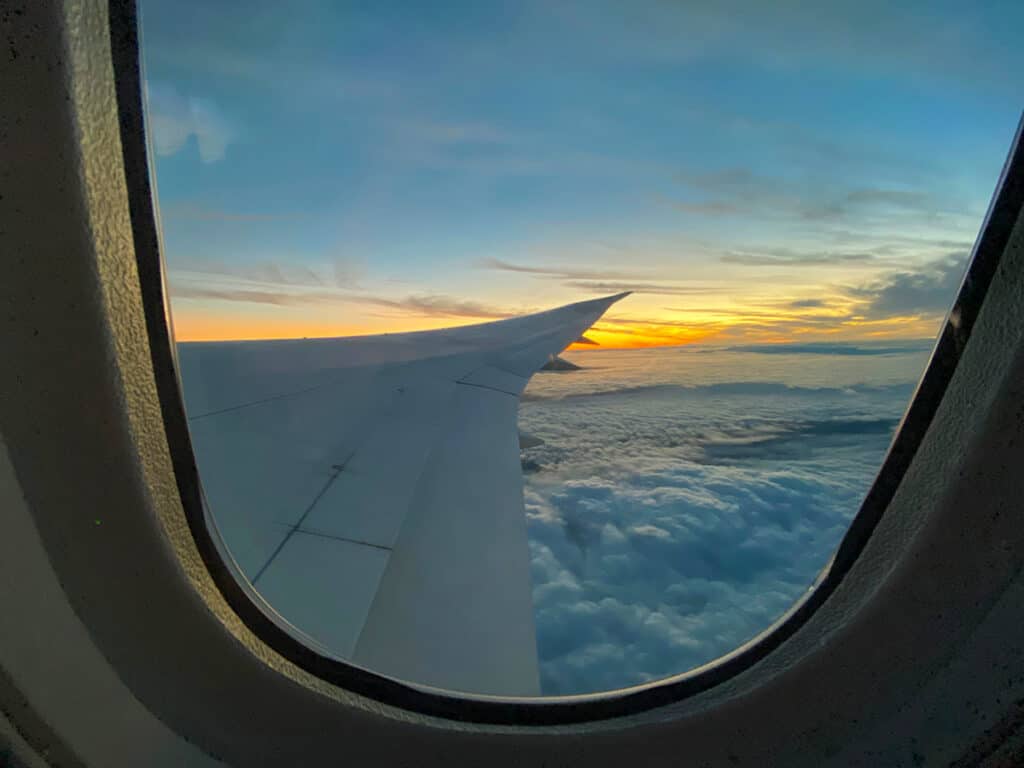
[{"x1": 251, "y1": 456, "x2": 351, "y2": 585}]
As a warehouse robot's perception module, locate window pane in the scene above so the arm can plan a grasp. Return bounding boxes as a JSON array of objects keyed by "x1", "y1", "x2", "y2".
[{"x1": 140, "y1": 0, "x2": 1023, "y2": 696}]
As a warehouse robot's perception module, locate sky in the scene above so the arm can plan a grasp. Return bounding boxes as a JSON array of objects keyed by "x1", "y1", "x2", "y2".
[{"x1": 141, "y1": 0, "x2": 1023, "y2": 347}]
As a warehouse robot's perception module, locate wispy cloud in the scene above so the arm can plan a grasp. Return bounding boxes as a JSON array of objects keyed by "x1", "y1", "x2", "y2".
[
  {"x1": 145, "y1": 81, "x2": 233, "y2": 163},
  {"x1": 661, "y1": 306, "x2": 811, "y2": 321},
  {"x1": 479, "y1": 258, "x2": 719, "y2": 297},
  {"x1": 724, "y1": 341, "x2": 934, "y2": 356},
  {"x1": 843, "y1": 188, "x2": 932, "y2": 208},
  {"x1": 171, "y1": 254, "x2": 367, "y2": 290},
  {"x1": 359, "y1": 294, "x2": 511, "y2": 319},
  {"x1": 171, "y1": 258, "x2": 326, "y2": 288},
  {"x1": 720, "y1": 247, "x2": 878, "y2": 267},
  {"x1": 477, "y1": 257, "x2": 655, "y2": 282},
  {"x1": 563, "y1": 281, "x2": 720, "y2": 296},
  {"x1": 672, "y1": 167, "x2": 962, "y2": 227},
  {"x1": 170, "y1": 281, "x2": 511, "y2": 320},
  {"x1": 169, "y1": 285, "x2": 340, "y2": 306}
]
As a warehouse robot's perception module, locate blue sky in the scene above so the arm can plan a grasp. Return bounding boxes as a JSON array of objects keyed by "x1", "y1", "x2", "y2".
[{"x1": 141, "y1": 0, "x2": 1023, "y2": 343}]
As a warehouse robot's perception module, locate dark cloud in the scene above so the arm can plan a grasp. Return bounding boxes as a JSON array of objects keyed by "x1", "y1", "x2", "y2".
[{"x1": 849, "y1": 253, "x2": 968, "y2": 319}]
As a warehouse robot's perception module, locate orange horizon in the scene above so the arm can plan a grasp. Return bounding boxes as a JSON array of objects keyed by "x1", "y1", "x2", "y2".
[
  {"x1": 169, "y1": 282, "x2": 944, "y2": 348},
  {"x1": 172, "y1": 314, "x2": 939, "y2": 349}
]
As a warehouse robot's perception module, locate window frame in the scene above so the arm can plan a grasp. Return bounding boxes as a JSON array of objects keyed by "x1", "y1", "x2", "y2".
[{"x1": 115, "y1": 0, "x2": 1024, "y2": 726}]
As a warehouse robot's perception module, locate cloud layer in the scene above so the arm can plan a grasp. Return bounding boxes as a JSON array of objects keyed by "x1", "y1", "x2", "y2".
[{"x1": 519, "y1": 347, "x2": 921, "y2": 694}]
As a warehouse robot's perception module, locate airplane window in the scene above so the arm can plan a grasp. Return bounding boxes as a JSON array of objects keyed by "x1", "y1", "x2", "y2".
[{"x1": 138, "y1": 0, "x2": 1024, "y2": 697}]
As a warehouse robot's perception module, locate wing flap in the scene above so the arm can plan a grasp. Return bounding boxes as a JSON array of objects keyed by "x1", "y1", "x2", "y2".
[{"x1": 352, "y1": 383, "x2": 540, "y2": 695}]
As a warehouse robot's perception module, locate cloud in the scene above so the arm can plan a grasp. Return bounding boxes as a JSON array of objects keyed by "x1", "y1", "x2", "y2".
[
  {"x1": 146, "y1": 81, "x2": 232, "y2": 163},
  {"x1": 171, "y1": 258, "x2": 326, "y2": 288},
  {"x1": 359, "y1": 294, "x2": 511, "y2": 319},
  {"x1": 673, "y1": 166, "x2": 958, "y2": 228},
  {"x1": 519, "y1": 368, "x2": 915, "y2": 693},
  {"x1": 169, "y1": 280, "x2": 511, "y2": 320},
  {"x1": 723, "y1": 342, "x2": 934, "y2": 356},
  {"x1": 479, "y1": 259, "x2": 719, "y2": 298},
  {"x1": 477, "y1": 257, "x2": 655, "y2": 282},
  {"x1": 169, "y1": 285, "x2": 339, "y2": 306},
  {"x1": 827, "y1": 231, "x2": 974, "y2": 253},
  {"x1": 332, "y1": 257, "x2": 367, "y2": 289},
  {"x1": 563, "y1": 281, "x2": 720, "y2": 296},
  {"x1": 788, "y1": 299, "x2": 827, "y2": 309},
  {"x1": 843, "y1": 188, "x2": 932, "y2": 208},
  {"x1": 720, "y1": 248, "x2": 877, "y2": 267},
  {"x1": 848, "y1": 253, "x2": 968, "y2": 319},
  {"x1": 660, "y1": 306, "x2": 818, "y2": 321}
]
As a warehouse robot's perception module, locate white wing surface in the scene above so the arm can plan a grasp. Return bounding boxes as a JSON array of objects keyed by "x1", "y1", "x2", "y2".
[{"x1": 177, "y1": 292, "x2": 628, "y2": 696}]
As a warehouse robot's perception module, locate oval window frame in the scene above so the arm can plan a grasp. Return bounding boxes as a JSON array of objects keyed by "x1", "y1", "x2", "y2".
[{"x1": 115, "y1": 0, "x2": 1024, "y2": 725}]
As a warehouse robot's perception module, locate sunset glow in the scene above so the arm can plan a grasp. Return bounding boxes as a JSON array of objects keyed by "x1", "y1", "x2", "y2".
[
  {"x1": 172, "y1": 289, "x2": 949, "y2": 348},
  {"x1": 144, "y1": 1, "x2": 1019, "y2": 349}
]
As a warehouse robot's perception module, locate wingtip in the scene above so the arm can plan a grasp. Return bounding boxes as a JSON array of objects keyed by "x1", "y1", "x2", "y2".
[
  {"x1": 560, "y1": 291, "x2": 633, "y2": 316},
  {"x1": 598, "y1": 290, "x2": 632, "y2": 306}
]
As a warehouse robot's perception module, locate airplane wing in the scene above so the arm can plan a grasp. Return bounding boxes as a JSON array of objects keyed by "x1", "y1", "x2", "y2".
[{"x1": 176, "y1": 292, "x2": 628, "y2": 696}]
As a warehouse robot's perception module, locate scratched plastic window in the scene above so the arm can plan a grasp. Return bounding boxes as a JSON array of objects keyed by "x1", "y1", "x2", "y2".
[{"x1": 141, "y1": 0, "x2": 1022, "y2": 696}]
